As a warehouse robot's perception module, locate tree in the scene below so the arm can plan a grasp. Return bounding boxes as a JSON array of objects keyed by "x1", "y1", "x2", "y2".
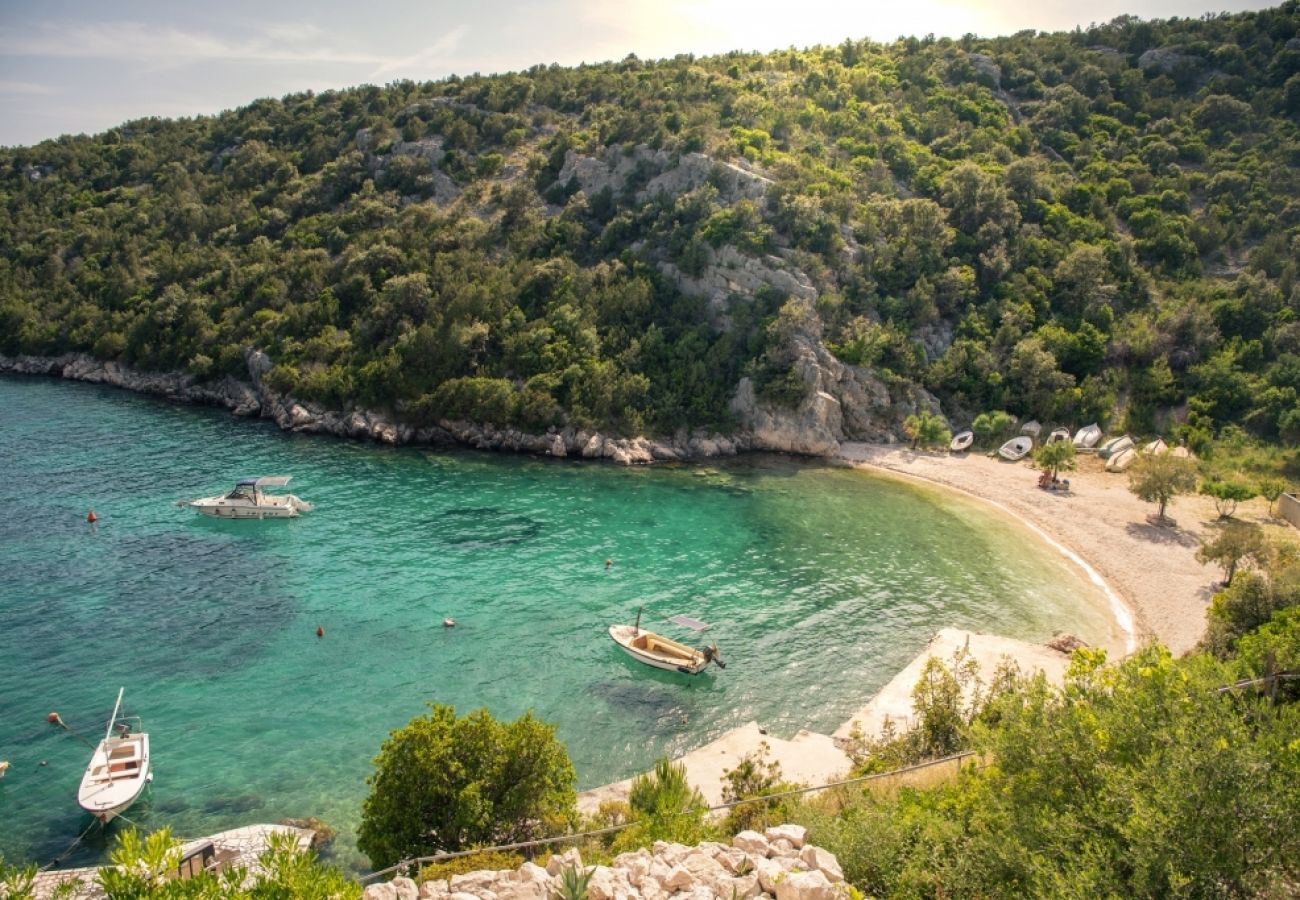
[
  {"x1": 1033, "y1": 440, "x2": 1077, "y2": 480},
  {"x1": 1258, "y1": 477, "x2": 1288, "y2": 517},
  {"x1": 612, "y1": 757, "x2": 708, "y2": 851},
  {"x1": 903, "y1": 411, "x2": 952, "y2": 450},
  {"x1": 357, "y1": 705, "x2": 576, "y2": 868},
  {"x1": 971, "y1": 410, "x2": 1016, "y2": 447},
  {"x1": 1200, "y1": 478, "x2": 1258, "y2": 519},
  {"x1": 1127, "y1": 453, "x2": 1198, "y2": 523},
  {"x1": 1196, "y1": 521, "x2": 1268, "y2": 586}
]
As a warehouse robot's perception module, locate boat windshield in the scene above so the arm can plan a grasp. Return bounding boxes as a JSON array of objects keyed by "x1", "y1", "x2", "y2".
[{"x1": 225, "y1": 485, "x2": 256, "y2": 501}]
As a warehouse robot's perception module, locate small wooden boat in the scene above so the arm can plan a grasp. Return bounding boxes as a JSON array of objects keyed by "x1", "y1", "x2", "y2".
[
  {"x1": 1046, "y1": 427, "x2": 1071, "y2": 445},
  {"x1": 1020, "y1": 419, "x2": 1042, "y2": 437},
  {"x1": 1072, "y1": 424, "x2": 1102, "y2": 448},
  {"x1": 1097, "y1": 435, "x2": 1134, "y2": 461},
  {"x1": 1106, "y1": 446, "x2": 1137, "y2": 472},
  {"x1": 998, "y1": 436, "x2": 1033, "y2": 461},
  {"x1": 950, "y1": 430, "x2": 974, "y2": 452},
  {"x1": 77, "y1": 688, "x2": 151, "y2": 824},
  {"x1": 609, "y1": 610, "x2": 724, "y2": 675},
  {"x1": 1142, "y1": 438, "x2": 1168, "y2": 456}
]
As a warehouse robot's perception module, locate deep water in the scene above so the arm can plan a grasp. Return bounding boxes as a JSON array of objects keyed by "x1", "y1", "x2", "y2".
[{"x1": 0, "y1": 375, "x2": 1119, "y2": 871}]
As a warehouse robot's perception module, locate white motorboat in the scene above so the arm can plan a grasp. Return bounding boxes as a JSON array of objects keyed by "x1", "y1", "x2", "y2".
[
  {"x1": 1072, "y1": 424, "x2": 1102, "y2": 448},
  {"x1": 1098, "y1": 435, "x2": 1134, "y2": 461},
  {"x1": 609, "y1": 610, "x2": 724, "y2": 675},
  {"x1": 77, "y1": 688, "x2": 150, "y2": 825},
  {"x1": 998, "y1": 436, "x2": 1033, "y2": 461},
  {"x1": 1047, "y1": 427, "x2": 1071, "y2": 445},
  {"x1": 1106, "y1": 446, "x2": 1137, "y2": 472},
  {"x1": 1020, "y1": 419, "x2": 1042, "y2": 437},
  {"x1": 950, "y1": 430, "x2": 974, "y2": 452},
  {"x1": 184, "y1": 476, "x2": 313, "y2": 519}
]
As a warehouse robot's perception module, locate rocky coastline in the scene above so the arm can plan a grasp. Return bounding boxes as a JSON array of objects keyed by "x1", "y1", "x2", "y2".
[{"x1": 1, "y1": 350, "x2": 917, "y2": 464}]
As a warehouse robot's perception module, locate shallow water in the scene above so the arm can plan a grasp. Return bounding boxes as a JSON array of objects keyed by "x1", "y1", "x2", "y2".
[{"x1": 0, "y1": 376, "x2": 1120, "y2": 870}]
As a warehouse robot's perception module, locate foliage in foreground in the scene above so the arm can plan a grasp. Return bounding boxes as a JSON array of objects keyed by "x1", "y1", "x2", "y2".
[
  {"x1": 797, "y1": 647, "x2": 1300, "y2": 899},
  {"x1": 357, "y1": 704, "x2": 576, "y2": 869}
]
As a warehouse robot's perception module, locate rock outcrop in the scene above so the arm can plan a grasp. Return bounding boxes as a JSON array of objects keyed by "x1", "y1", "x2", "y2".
[{"x1": 363, "y1": 825, "x2": 849, "y2": 900}]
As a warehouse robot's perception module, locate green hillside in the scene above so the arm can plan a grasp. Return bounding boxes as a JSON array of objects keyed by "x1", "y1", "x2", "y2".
[{"x1": 2, "y1": 4, "x2": 1299, "y2": 448}]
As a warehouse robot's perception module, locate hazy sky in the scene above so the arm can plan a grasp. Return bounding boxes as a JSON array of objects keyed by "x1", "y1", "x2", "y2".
[{"x1": 0, "y1": 0, "x2": 1277, "y2": 146}]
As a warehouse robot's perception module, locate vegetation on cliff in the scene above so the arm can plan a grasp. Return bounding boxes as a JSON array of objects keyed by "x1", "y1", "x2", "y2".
[{"x1": 2, "y1": 5, "x2": 1299, "y2": 449}]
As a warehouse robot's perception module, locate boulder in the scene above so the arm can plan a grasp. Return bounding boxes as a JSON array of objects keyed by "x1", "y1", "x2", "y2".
[
  {"x1": 798, "y1": 846, "x2": 844, "y2": 883},
  {"x1": 775, "y1": 870, "x2": 839, "y2": 900},
  {"x1": 389, "y1": 877, "x2": 420, "y2": 900},
  {"x1": 586, "y1": 865, "x2": 635, "y2": 900},
  {"x1": 765, "y1": 825, "x2": 807, "y2": 849},
  {"x1": 363, "y1": 883, "x2": 398, "y2": 900},
  {"x1": 661, "y1": 865, "x2": 695, "y2": 892},
  {"x1": 732, "y1": 830, "x2": 770, "y2": 857},
  {"x1": 418, "y1": 881, "x2": 449, "y2": 900},
  {"x1": 545, "y1": 847, "x2": 582, "y2": 877}
]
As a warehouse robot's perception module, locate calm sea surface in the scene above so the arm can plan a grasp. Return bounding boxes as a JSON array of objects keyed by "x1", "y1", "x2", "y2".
[{"x1": 0, "y1": 376, "x2": 1121, "y2": 870}]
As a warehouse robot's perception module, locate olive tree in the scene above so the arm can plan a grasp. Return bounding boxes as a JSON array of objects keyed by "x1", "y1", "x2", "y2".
[
  {"x1": 358, "y1": 705, "x2": 576, "y2": 869},
  {"x1": 1196, "y1": 521, "x2": 1268, "y2": 586},
  {"x1": 1033, "y1": 440, "x2": 1077, "y2": 480},
  {"x1": 903, "y1": 411, "x2": 952, "y2": 450},
  {"x1": 1127, "y1": 453, "x2": 1198, "y2": 523},
  {"x1": 1200, "y1": 479, "x2": 1258, "y2": 519}
]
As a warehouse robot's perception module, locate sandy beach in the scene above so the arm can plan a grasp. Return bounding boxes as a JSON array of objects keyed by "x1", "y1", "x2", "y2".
[{"x1": 837, "y1": 442, "x2": 1233, "y2": 657}]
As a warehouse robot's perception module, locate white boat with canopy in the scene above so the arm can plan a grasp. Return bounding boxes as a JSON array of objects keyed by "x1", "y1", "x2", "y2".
[
  {"x1": 77, "y1": 688, "x2": 151, "y2": 824},
  {"x1": 184, "y1": 476, "x2": 313, "y2": 519},
  {"x1": 609, "y1": 609, "x2": 725, "y2": 675}
]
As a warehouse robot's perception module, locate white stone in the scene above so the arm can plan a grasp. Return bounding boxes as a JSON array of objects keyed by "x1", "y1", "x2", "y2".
[
  {"x1": 546, "y1": 848, "x2": 583, "y2": 877},
  {"x1": 586, "y1": 866, "x2": 635, "y2": 900},
  {"x1": 775, "y1": 870, "x2": 838, "y2": 900},
  {"x1": 449, "y1": 871, "x2": 500, "y2": 893},
  {"x1": 363, "y1": 883, "x2": 398, "y2": 900},
  {"x1": 662, "y1": 864, "x2": 696, "y2": 892},
  {"x1": 728, "y1": 872, "x2": 764, "y2": 899},
  {"x1": 753, "y1": 857, "x2": 786, "y2": 895},
  {"x1": 798, "y1": 846, "x2": 843, "y2": 883},
  {"x1": 764, "y1": 825, "x2": 807, "y2": 849},
  {"x1": 769, "y1": 838, "x2": 795, "y2": 857},
  {"x1": 732, "y1": 831, "x2": 770, "y2": 857},
  {"x1": 390, "y1": 876, "x2": 420, "y2": 900},
  {"x1": 716, "y1": 847, "x2": 754, "y2": 875},
  {"x1": 418, "y1": 881, "x2": 449, "y2": 900},
  {"x1": 514, "y1": 862, "x2": 550, "y2": 887}
]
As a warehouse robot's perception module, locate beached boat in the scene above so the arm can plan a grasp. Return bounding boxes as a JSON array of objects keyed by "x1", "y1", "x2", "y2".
[
  {"x1": 1106, "y1": 446, "x2": 1137, "y2": 472},
  {"x1": 1046, "y1": 427, "x2": 1071, "y2": 445},
  {"x1": 184, "y1": 476, "x2": 313, "y2": 519},
  {"x1": 950, "y1": 430, "x2": 974, "y2": 452},
  {"x1": 609, "y1": 611, "x2": 725, "y2": 675},
  {"x1": 1020, "y1": 419, "x2": 1042, "y2": 437},
  {"x1": 1097, "y1": 435, "x2": 1134, "y2": 461},
  {"x1": 77, "y1": 688, "x2": 150, "y2": 825},
  {"x1": 1072, "y1": 424, "x2": 1102, "y2": 448},
  {"x1": 1171, "y1": 445, "x2": 1196, "y2": 460},
  {"x1": 998, "y1": 436, "x2": 1033, "y2": 461},
  {"x1": 1142, "y1": 438, "x2": 1168, "y2": 456}
]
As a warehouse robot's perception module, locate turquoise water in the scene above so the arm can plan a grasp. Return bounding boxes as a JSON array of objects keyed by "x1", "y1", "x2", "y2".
[{"x1": 0, "y1": 376, "x2": 1121, "y2": 871}]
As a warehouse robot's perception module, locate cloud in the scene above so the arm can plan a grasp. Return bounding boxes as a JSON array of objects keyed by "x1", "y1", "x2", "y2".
[
  {"x1": 366, "y1": 25, "x2": 470, "y2": 80},
  {"x1": 0, "y1": 80, "x2": 58, "y2": 96},
  {"x1": 0, "y1": 21, "x2": 387, "y2": 67}
]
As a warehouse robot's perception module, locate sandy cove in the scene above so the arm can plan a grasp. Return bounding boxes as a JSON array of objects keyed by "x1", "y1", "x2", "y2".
[
  {"x1": 836, "y1": 441, "x2": 1229, "y2": 656},
  {"x1": 581, "y1": 441, "x2": 1244, "y2": 814}
]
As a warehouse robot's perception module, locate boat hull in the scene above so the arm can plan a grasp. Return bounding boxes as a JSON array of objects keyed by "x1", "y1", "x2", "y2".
[
  {"x1": 998, "y1": 437, "x2": 1033, "y2": 461},
  {"x1": 188, "y1": 496, "x2": 307, "y2": 518},
  {"x1": 77, "y1": 732, "x2": 150, "y2": 824},
  {"x1": 609, "y1": 625, "x2": 710, "y2": 675},
  {"x1": 950, "y1": 431, "x2": 974, "y2": 452}
]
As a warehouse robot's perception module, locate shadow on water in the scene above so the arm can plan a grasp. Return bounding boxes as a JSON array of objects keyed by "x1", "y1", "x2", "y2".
[{"x1": 427, "y1": 507, "x2": 543, "y2": 549}]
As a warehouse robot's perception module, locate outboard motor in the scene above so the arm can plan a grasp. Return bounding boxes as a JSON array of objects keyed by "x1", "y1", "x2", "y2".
[{"x1": 703, "y1": 643, "x2": 726, "y2": 669}]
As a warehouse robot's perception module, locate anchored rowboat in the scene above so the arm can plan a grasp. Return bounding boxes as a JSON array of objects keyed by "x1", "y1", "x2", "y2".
[
  {"x1": 77, "y1": 688, "x2": 151, "y2": 824},
  {"x1": 609, "y1": 610, "x2": 725, "y2": 675}
]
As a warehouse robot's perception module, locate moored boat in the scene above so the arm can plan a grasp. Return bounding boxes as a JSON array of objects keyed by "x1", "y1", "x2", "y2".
[
  {"x1": 184, "y1": 476, "x2": 313, "y2": 519},
  {"x1": 609, "y1": 610, "x2": 724, "y2": 675},
  {"x1": 1072, "y1": 424, "x2": 1102, "y2": 448},
  {"x1": 998, "y1": 436, "x2": 1033, "y2": 461},
  {"x1": 77, "y1": 688, "x2": 150, "y2": 825},
  {"x1": 1106, "y1": 446, "x2": 1137, "y2": 472},
  {"x1": 950, "y1": 430, "x2": 974, "y2": 452},
  {"x1": 1097, "y1": 435, "x2": 1134, "y2": 461}
]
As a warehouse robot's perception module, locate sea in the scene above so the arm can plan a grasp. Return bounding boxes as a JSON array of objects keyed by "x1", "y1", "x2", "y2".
[{"x1": 0, "y1": 375, "x2": 1121, "y2": 871}]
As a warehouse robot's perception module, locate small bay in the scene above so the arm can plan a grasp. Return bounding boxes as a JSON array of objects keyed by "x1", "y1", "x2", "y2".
[{"x1": 0, "y1": 376, "x2": 1120, "y2": 870}]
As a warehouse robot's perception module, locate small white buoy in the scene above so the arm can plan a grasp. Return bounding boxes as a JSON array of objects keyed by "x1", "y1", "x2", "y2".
[
  {"x1": 0, "y1": 760, "x2": 10, "y2": 778},
  {"x1": 443, "y1": 618, "x2": 456, "y2": 628}
]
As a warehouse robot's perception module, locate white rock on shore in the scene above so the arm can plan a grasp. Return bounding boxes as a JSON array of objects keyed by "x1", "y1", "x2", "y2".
[{"x1": 365, "y1": 827, "x2": 849, "y2": 900}]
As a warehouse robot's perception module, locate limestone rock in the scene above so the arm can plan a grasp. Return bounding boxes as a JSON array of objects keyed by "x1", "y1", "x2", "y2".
[
  {"x1": 775, "y1": 869, "x2": 839, "y2": 900},
  {"x1": 363, "y1": 883, "x2": 398, "y2": 900},
  {"x1": 545, "y1": 847, "x2": 583, "y2": 877},
  {"x1": 733, "y1": 830, "x2": 771, "y2": 857},
  {"x1": 662, "y1": 864, "x2": 695, "y2": 892},
  {"x1": 390, "y1": 876, "x2": 419, "y2": 900},
  {"x1": 798, "y1": 845, "x2": 844, "y2": 883},
  {"x1": 765, "y1": 825, "x2": 807, "y2": 849},
  {"x1": 419, "y1": 881, "x2": 449, "y2": 899}
]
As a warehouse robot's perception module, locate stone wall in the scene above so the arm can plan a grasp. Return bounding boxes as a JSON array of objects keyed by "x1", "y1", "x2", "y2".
[{"x1": 364, "y1": 824, "x2": 849, "y2": 900}]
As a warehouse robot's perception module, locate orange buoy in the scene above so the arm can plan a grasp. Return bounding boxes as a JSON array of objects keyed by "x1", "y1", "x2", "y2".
[
  {"x1": 47, "y1": 712, "x2": 60, "y2": 724},
  {"x1": 315, "y1": 625, "x2": 324, "y2": 638},
  {"x1": 87, "y1": 510, "x2": 98, "y2": 523}
]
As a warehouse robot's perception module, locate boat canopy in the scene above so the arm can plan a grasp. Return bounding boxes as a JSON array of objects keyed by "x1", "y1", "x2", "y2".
[
  {"x1": 666, "y1": 614, "x2": 711, "y2": 632},
  {"x1": 236, "y1": 476, "x2": 292, "y2": 488}
]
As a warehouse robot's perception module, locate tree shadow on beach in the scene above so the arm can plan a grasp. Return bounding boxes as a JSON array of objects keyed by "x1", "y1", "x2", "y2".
[{"x1": 1125, "y1": 519, "x2": 1200, "y2": 548}]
